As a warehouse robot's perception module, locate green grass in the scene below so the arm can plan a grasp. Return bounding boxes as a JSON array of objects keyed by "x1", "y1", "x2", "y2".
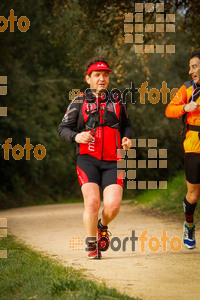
[
  {"x1": 0, "y1": 235, "x2": 140, "y2": 300},
  {"x1": 133, "y1": 171, "x2": 200, "y2": 220}
]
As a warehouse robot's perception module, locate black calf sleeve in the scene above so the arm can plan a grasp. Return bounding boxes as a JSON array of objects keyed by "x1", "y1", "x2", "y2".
[
  {"x1": 183, "y1": 197, "x2": 197, "y2": 223},
  {"x1": 98, "y1": 219, "x2": 107, "y2": 229}
]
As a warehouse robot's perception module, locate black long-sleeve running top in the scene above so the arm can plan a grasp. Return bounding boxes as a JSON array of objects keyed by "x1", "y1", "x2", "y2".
[{"x1": 58, "y1": 89, "x2": 132, "y2": 161}]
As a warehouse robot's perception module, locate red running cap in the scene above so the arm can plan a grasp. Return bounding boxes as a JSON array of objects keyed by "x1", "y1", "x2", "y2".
[{"x1": 87, "y1": 62, "x2": 112, "y2": 75}]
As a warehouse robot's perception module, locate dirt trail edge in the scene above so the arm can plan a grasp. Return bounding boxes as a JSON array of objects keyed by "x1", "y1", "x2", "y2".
[{"x1": 1, "y1": 201, "x2": 200, "y2": 300}]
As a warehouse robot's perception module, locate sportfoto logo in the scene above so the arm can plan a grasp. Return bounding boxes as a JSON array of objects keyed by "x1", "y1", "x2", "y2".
[
  {"x1": 0, "y1": 218, "x2": 7, "y2": 259},
  {"x1": 1, "y1": 138, "x2": 46, "y2": 160},
  {"x1": 124, "y1": 2, "x2": 175, "y2": 54},
  {"x1": 0, "y1": 76, "x2": 7, "y2": 116},
  {"x1": 69, "y1": 81, "x2": 178, "y2": 105},
  {"x1": 69, "y1": 230, "x2": 182, "y2": 253},
  {"x1": 117, "y1": 138, "x2": 167, "y2": 190},
  {"x1": 0, "y1": 9, "x2": 30, "y2": 32}
]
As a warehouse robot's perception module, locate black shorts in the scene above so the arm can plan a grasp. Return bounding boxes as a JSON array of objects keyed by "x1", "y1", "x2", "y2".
[
  {"x1": 184, "y1": 153, "x2": 200, "y2": 184},
  {"x1": 76, "y1": 154, "x2": 123, "y2": 190}
]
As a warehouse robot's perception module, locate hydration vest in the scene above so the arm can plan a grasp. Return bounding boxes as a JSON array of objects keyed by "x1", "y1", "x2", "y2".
[
  {"x1": 181, "y1": 81, "x2": 200, "y2": 137},
  {"x1": 83, "y1": 89, "x2": 120, "y2": 134}
]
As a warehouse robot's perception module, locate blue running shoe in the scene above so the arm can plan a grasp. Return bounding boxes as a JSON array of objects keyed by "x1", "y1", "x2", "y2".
[{"x1": 183, "y1": 221, "x2": 195, "y2": 249}]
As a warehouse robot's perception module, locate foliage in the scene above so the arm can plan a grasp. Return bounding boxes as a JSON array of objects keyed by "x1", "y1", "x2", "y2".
[{"x1": 0, "y1": 0, "x2": 199, "y2": 208}]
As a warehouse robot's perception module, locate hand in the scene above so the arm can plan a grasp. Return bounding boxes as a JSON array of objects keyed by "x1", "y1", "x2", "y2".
[
  {"x1": 184, "y1": 102, "x2": 200, "y2": 113},
  {"x1": 75, "y1": 131, "x2": 93, "y2": 144},
  {"x1": 122, "y1": 137, "x2": 132, "y2": 150}
]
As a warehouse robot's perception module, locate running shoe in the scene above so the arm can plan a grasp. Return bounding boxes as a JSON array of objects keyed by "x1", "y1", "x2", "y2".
[
  {"x1": 88, "y1": 242, "x2": 102, "y2": 259},
  {"x1": 183, "y1": 221, "x2": 196, "y2": 249},
  {"x1": 97, "y1": 220, "x2": 111, "y2": 252}
]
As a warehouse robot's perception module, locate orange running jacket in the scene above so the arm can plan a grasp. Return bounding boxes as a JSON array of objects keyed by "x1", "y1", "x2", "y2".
[{"x1": 165, "y1": 81, "x2": 200, "y2": 153}]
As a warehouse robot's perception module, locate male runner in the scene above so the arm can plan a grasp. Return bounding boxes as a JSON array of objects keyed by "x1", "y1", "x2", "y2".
[
  {"x1": 58, "y1": 57, "x2": 132, "y2": 259},
  {"x1": 165, "y1": 51, "x2": 200, "y2": 249}
]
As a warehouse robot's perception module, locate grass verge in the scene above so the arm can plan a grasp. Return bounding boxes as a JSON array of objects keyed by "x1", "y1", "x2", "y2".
[
  {"x1": 133, "y1": 171, "x2": 200, "y2": 221},
  {"x1": 0, "y1": 235, "x2": 140, "y2": 300}
]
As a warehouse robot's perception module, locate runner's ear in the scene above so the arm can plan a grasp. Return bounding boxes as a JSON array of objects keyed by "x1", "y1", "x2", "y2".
[{"x1": 85, "y1": 75, "x2": 91, "y2": 85}]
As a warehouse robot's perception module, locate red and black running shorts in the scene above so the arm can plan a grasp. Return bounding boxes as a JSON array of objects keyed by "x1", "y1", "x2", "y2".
[
  {"x1": 184, "y1": 152, "x2": 200, "y2": 184},
  {"x1": 76, "y1": 154, "x2": 123, "y2": 190}
]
